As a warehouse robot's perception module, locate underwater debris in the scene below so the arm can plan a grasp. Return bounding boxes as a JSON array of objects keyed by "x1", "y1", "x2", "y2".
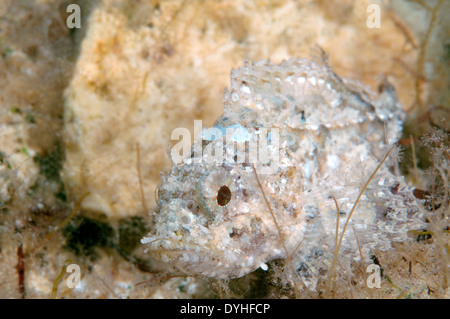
[{"x1": 62, "y1": 216, "x2": 115, "y2": 259}]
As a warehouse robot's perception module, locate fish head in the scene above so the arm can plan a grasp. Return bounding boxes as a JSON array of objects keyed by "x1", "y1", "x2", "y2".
[{"x1": 142, "y1": 147, "x2": 283, "y2": 278}]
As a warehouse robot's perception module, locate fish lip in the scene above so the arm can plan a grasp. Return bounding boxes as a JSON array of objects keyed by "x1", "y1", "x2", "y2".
[
  {"x1": 142, "y1": 236, "x2": 206, "y2": 255},
  {"x1": 142, "y1": 236, "x2": 263, "y2": 278},
  {"x1": 142, "y1": 236, "x2": 179, "y2": 249}
]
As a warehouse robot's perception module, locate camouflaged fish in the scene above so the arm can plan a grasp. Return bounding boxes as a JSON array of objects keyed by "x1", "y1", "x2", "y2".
[{"x1": 142, "y1": 57, "x2": 424, "y2": 288}]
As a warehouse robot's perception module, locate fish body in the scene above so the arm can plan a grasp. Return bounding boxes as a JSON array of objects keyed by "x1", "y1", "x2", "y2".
[{"x1": 142, "y1": 58, "x2": 423, "y2": 287}]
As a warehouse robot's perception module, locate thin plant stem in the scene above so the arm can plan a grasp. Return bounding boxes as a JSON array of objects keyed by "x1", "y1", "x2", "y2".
[
  {"x1": 251, "y1": 164, "x2": 300, "y2": 298},
  {"x1": 327, "y1": 146, "x2": 395, "y2": 291}
]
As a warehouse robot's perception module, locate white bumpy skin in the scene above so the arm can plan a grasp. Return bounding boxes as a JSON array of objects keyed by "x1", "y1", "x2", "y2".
[{"x1": 142, "y1": 58, "x2": 424, "y2": 286}]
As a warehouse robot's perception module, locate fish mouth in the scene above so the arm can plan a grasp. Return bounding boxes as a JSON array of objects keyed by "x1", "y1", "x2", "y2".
[
  {"x1": 141, "y1": 235, "x2": 258, "y2": 278},
  {"x1": 142, "y1": 235, "x2": 220, "y2": 263},
  {"x1": 142, "y1": 236, "x2": 206, "y2": 255}
]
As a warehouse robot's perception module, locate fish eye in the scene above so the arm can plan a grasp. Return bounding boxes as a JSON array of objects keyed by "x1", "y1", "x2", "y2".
[
  {"x1": 217, "y1": 185, "x2": 232, "y2": 206},
  {"x1": 196, "y1": 167, "x2": 237, "y2": 220}
]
